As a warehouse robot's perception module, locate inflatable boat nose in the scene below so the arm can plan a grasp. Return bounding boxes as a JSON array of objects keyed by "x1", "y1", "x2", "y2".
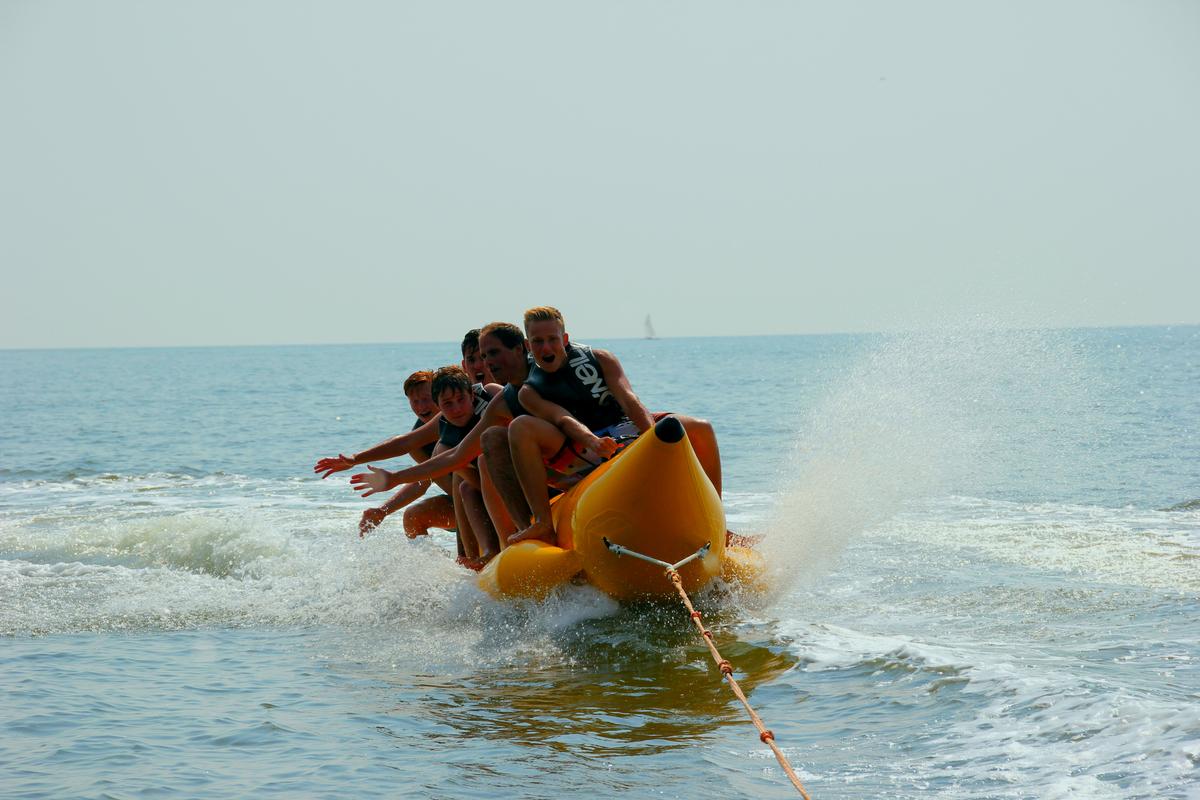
[{"x1": 654, "y1": 415, "x2": 685, "y2": 443}]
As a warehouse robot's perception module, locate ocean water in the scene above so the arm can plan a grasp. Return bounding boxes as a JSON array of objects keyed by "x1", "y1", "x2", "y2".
[{"x1": 2, "y1": 326, "x2": 1198, "y2": 799}]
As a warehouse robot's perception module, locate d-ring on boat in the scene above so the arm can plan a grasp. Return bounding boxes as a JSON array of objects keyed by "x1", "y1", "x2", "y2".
[{"x1": 477, "y1": 415, "x2": 764, "y2": 600}]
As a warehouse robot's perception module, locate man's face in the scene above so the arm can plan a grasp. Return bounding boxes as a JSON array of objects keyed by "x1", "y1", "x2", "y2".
[
  {"x1": 437, "y1": 387, "x2": 476, "y2": 427},
  {"x1": 479, "y1": 332, "x2": 528, "y2": 385},
  {"x1": 406, "y1": 382, "x2": 437, "y2": 422},
  {"x1": 461, "y1": 347, "x2": 492, "y2": 384},
  {"x1": 525, "y1": 319, "x2": 569, "y2": 372}
]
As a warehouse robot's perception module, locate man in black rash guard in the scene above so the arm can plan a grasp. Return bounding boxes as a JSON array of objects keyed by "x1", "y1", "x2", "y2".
[
  {"x1": 350, "y1": 322, "x2": 570, "y2": 544},
  {"x1": 355, "y1": 365, "x2": 503, "y2": 565},
  {"x1": 507, "y1": 306, "x2": 725, "y2": 547}
]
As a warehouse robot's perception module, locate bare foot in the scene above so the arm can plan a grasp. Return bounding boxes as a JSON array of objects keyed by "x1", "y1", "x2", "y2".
[{"x1": 506, "y1": 519, "x2": 556, "y2": 546}]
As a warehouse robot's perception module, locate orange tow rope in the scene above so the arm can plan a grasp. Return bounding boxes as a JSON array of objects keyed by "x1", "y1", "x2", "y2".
[{"x1": 665, "y1": 568, "x2": 813, "y2": 799}]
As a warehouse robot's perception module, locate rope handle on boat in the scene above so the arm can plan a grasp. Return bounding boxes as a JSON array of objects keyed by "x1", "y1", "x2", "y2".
[{"x1": 602, "y1": 538, "x2": 813, "y2": 798}]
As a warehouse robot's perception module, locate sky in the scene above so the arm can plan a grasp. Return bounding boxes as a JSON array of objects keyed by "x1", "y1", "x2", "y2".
[{"x1": 1, "y1": 0, "x2": 1198, "y2": 349}]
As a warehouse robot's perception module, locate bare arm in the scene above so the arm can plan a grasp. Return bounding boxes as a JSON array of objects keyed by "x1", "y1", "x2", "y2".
[
  {"x1": 359, "y1": 480, "x2": 431, "y2": 537},
  {"x1": 350, "y1": 385, "x2": 524, "y2": 495},
  {"x1": 364, "y1": 393, "x2": 512, "y2": 487},
  {"x1": 379, "y1": 480, "x2": 431, "y2": 513},
  {"x1": 594, "y1": 349, "x2": 653, "y2": 432},
  {"x1": 313, "y1": 415, "x2": 442, "y2": 479},
  {"x1": 518, "y1": 384, "x2": 611, "y2": 454}
]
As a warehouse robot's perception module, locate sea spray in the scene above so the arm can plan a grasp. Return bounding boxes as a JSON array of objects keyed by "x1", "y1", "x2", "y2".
[
  {"x1": 0, "y1": 506, "x2": 468, "y2": 635},
  {"x1": 763, "y1": 322, "x2": 1099, "y2": 595}
]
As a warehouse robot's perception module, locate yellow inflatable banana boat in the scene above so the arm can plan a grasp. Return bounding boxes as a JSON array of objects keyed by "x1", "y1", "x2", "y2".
[{"x1": 477, "y1": 415, "x2": 764, "y2": 600}]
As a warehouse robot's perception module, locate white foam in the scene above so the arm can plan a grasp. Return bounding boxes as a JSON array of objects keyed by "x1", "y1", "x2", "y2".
[
  {"x1": 776, "y1": 616, "x2": 1200, "y2": 797},
  {"x1": 881, "y1": 496, "x2": 1200, "y2": 593},
  {"x1": 0, "y1": 501, "x2": 473, "y2": 636}
]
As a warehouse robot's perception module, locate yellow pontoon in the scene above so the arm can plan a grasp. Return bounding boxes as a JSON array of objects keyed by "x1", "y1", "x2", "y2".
[{"x1": 477, "y1": 415, "x2": 763, "y2": 600}]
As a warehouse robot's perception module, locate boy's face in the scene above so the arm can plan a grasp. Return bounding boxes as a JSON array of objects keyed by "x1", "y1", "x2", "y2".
[
  {"x1": 406, "y1": 382, "x2": 437, "y2": 422},
  {"x1": 525, "y1": 319, "x2": 569, "y2": 372},
  {"x1": 437, "y1": 387, "x2": 476, "y2": 427}
]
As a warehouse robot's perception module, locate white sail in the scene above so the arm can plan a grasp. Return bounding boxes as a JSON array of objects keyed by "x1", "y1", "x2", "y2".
[{"x1": 644, "y1": 314, "x2": 657, "y2": 340}]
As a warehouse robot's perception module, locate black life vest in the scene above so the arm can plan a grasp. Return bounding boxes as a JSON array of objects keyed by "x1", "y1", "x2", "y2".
[
  {"x1": 502, "y1": 383, "x2": 528, "y2": 418},
  {"x1": 410, "y1": 417, "x2": 436, "y2": 458},
  {"x1": 524, "y1": 343, "x2": 624, "y2": 432}
]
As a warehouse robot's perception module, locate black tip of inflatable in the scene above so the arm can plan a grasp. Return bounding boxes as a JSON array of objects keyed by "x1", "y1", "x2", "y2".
[{"x1": 654, "y1": 415, "x2": 685, "y2": 444}]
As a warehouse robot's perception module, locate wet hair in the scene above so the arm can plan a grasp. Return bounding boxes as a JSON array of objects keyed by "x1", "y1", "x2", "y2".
[
  {"x1": 460, "y1": 329, "x2": 482, "y2": 357},
  {"x1": 430, "y1": 365, "x2": 473, "y2": 403},
  {"x1": 479, "y1": 321, "x2": 526, "y2": 350},
  {"x1": 403, "y1": 370, "x2": 434, "y2": 397},
  {"x1": 522, "y1": 306, "x2": 564, "y2": 334}
]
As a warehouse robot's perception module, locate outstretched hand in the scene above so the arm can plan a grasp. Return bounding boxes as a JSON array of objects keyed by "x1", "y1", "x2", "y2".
[
  {"x1": 314, "y1": 453, "x2": 356, "y2": 479},
  {"x1": 350, "y1": 465, "x2": 392, "y2": 498}
]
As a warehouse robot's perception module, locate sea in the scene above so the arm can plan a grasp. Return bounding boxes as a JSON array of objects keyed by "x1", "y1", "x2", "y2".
[{"x1": 2, "y1": 325, "x2": 1197, "y2": 799}]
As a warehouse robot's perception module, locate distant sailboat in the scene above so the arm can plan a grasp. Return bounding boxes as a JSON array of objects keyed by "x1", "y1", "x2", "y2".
[{"x1": 644, "y1": 314, "x2": 657, "y2": 340}]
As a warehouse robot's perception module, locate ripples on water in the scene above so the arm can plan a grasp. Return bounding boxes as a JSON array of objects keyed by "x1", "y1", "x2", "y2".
[{"x1": 2, "y1": 326, "x2": 1199, "y2": 797}]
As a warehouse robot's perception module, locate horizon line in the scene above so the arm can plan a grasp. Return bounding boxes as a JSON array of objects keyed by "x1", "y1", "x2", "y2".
[{"x1": 1, "y1": 321, "x2": 1197, "y2": 354}]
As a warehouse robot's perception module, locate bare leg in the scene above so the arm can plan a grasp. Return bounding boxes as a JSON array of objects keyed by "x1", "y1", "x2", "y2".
[
  {"x1": 674, "y1": 415, "x2": 723, "y2": 496},
  {"x1": 481, "y1": 426, "x2": 531, "y2": 529},
  {"x1": 478, "y1": 455, "x2": 516, "y2": 546},
  {"x1": 452, "y1": 474, "x2": 480, "y2": 562},
  {"x1": 458, "y1": 476, "x2": 500, "y2": 562},
  {"x1": 507, "y1": 415, "x2": 567, "y2": 545},
  {"x1": 401, "y1": 493, "x2": 456, "y2": 538}
]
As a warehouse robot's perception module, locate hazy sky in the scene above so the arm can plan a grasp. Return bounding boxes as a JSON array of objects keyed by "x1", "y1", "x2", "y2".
[{"x1": 2, "y1": 1, "x2": 1197, "y2": 348}]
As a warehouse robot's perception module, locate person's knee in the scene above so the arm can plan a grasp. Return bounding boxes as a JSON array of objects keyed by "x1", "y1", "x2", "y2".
[
  {"x1": 481, "y1": 426, "x2": 509, "y2": 453},
  {"x1": 508, "y1": 415, "x2": 539, "y2": 441},
  {"x1": 678, "y1": 415, "x2": 715, "y2": 444},
  {"x1": 402, "y1": 506, "x2": 427, "y2": 537}
]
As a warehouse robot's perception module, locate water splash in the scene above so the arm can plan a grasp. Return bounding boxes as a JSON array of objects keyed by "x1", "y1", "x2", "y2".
[{"x1": 763, "y1": 321, "x2": 1099, "y2": 593}]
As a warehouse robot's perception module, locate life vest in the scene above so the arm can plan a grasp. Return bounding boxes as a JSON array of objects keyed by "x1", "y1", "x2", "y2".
[
  {"x1": 410, "y1": 417, "x2": 436, "y2": 458},
  {"x1": 525, "y1": 343, "x2": 625, "y2": 432},
  {"x1": 502, "y1": 382, "x2": 528, "y2": 418}
]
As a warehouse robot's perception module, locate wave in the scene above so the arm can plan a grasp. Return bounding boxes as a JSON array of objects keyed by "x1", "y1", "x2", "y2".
[
  {"x1": 876, "y1": 495, "x2": 1200, "y2": 593},
  {"x1": 779, "y1": 620, "x2": 1200, "y2": 798},
  {"x1": 0, "y1": 503, "x2": 473, "y2": 636}
]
